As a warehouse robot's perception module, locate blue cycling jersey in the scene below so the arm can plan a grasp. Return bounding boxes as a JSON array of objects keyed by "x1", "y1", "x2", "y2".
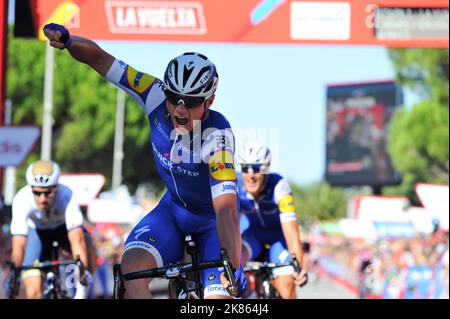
[
  {"x1": 106, "y1": 59, "x2": 238, "y2": 215},
  {"x1": 238, "y1": 172, "x2": 298, "y2": 230},
  {"x1": 238, "y1": 172, "x2": 298, "y2": 264}
]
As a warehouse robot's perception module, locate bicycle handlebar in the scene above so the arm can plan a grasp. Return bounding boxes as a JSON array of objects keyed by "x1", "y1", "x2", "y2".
[
  {"x1": 6, "y1": 255, "x2": 87, "y2": 295},
  {"x1": 123, "y1": 259, "x2": 231, "y2": 281},
  {"x1": 15, "y1": 257, "x2": 83, "y2": 272},
  {"x1": 244, "y1": 253, "x2": 302, "y2": 274},
  {"x1": 120, "y1": 248, "x2": 238, "y2": 297}
]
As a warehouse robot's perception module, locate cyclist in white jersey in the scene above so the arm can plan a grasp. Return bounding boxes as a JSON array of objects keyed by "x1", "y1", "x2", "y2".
[
  {"x1": 42, "y1": 23, "x2": 246, "y2": 299},
  {"x1": 238, "y1": 142, "x2": 308, "y2": 298},
  {"x1": 6, "y1": 161, "x2": 93, "y2": 299}
]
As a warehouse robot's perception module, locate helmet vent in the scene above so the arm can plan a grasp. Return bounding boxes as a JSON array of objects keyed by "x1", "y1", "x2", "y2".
[
  {"x1": 183, "y1": 65, "x2": 195, "y2": 87},
  {"x1": 173, "y1": 60, "x2": 179, "y2": 86},
  {"x1": 203, "y1": 80, "x2": 214, "y2": 94}
]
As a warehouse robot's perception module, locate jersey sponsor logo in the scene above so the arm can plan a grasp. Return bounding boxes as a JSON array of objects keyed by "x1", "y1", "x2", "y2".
[
  {"x1": 126, "y1": 66, "x2": 156, "y2": 94},
  {"x1": 206, "y1": 284, "x2": 227, "y2": 293},
  {"x1": 222, "y1": 183, "x2": 236, "y2": 192},
  {"x1": 208, "y1": 151, "x2": 236, "y2": 181},
  {"x1": 153, "y1": 143, "x2": 173, "y2": 168},
  {"x1": 134, "y1": 226, "x2": 151, "y2": 240},
  {"x1": 124, "y1": 241, "x2": 155, "y2": 254},
  {"x1": 278, "y1": 194, "x2": 296, "y2": 213},
  {"x1": 119, "y1": 60, "x2": 127, "y2": 69},
  {"x1": 153, "y1": 116, "x2": 170, "y2": 141},
  {"x1": 152, "y1": 143, "x2": 200, "y2": 177},
  {"x1": 208, "y1": 274, "x2": 216, "y2": 281},
  {"x1": 209, "y1": 162, "x2": 237, "y2": 181},
  {"x1": 174, "y1": 166, "x2": 200, "y2": 177}
]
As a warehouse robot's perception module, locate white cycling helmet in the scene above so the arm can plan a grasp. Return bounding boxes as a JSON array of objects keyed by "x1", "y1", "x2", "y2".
[
  {"x1": 238, "y1": 141, "x2": 271, "y2": 169},
  {"x1": 163, "y1": 52, "x2": 219, "y2": 97},
  {"x1": 26, "y1": 160, "x2": 60, "y2": 187}
]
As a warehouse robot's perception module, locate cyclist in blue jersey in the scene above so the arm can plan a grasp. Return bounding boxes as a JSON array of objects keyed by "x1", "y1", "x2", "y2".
[
  {"x1": 43, "y1": 23, "x2": 246, "y2": 299},
  {"x1": 237, "y1": 142, "x2": 308, "y2": 299}
]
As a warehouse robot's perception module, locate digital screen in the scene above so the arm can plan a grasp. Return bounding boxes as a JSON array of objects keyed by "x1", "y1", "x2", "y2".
[{"x1": 325, "y1": 81, "x2": 403, "y2": 186}]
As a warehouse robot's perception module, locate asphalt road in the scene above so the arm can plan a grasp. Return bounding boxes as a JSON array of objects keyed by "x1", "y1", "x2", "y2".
[{"x1": 297, "y1": 272, "x2": 357, "y2": 299}]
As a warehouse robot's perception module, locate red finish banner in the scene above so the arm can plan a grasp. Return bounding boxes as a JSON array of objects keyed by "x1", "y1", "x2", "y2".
[
  {"x1": 0, "y1": 0, "x2": 7, "y2": 126},
  {"x1": 0, "y1": 0, "x2": 8, "y2": 191},
  {"x1": 30, "y1": 0, "x2": 450, "y2": 47}
]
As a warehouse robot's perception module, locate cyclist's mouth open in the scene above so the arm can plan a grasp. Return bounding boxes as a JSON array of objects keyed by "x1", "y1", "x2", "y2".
[{"x1": 175, "y1": 116, "x2": 188, "y2": 126}]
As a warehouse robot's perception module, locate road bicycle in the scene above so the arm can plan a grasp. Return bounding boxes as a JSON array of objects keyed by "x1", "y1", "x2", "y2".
[
  {"x1": 243, "y1": 249, "x2": 302, "y2": 299},
  {"x1": 6, "y1": 241, "x2": 86, "y2": 299}
]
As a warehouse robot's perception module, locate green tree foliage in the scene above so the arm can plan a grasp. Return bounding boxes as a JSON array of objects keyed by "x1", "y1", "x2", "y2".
[
  {"x1": 388, "y1": 48, "x2": 449, "y2": 105},
  {"x1": 290, "y1": 181, "x2": 348, "y2": 223},
  {"x1": 7, "y1": 35, "x2": 162, "y2": 192},
  {"x1": 386, "y1": 100, "x2": 449, "y2": 200},
  {"x1": 386, "y1": 49, "x2": 449, "y2": 201}
]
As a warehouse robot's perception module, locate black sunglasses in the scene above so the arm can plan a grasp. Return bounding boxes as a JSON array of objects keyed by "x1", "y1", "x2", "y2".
[
  {"x1": 32, "y1": 188, "x2": 56, "y2": 197},
  {"x1": 165, "y1": 89, "x2": 205, "y2": 109},
  {"x1": 241, "y1": 165, "x2": 263, "y2": 173}
]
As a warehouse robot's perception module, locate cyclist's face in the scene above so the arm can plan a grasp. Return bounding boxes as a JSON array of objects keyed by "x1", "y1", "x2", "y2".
[
  {"x1": 166, "y1": 95, "x2": 214, "y2": 133},
  {"x1": 32, "y1": 186, "x2": 57, "y2": 211},
  {"x1": 242, "y1": 170, "x2": 266, "y2": 198}
]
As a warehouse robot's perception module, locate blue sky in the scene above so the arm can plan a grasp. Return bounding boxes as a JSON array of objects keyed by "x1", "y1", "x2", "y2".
[{"x1": 8, "y1": 0, "x2": 419, "y2": 186}]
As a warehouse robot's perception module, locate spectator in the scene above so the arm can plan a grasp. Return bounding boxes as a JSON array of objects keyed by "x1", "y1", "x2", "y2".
[{"x1": 312, "y1": 231, "x2": 449, "y2": 299}]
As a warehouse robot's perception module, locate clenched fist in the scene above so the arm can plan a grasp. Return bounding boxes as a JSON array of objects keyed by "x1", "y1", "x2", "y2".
[{"x1": 43, "y1": 23, "x2": 72, "y2": 50}]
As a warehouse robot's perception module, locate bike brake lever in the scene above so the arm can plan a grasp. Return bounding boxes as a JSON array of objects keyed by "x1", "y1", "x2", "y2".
[
  {"x1": 75, "y1": 255, "x2": 87, "y2": 286},
  {"x1": 291, "y1": 254, "x2": 308, "y2": 287},
  {"x1": 291, "y1": 254, "x2": 301, "y2": 274},
  {"x1": 220, "y1": 248, "x2": 237, "y2": 297},
  {"x1": 6, "y1": 261, "x2": 17, "y2": 272},
  {"x1": 113, "y1": 264, "x2": 126, "y2": 299}
]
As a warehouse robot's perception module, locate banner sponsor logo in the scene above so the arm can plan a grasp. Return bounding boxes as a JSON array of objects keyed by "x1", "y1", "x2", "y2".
[
  {"x1": 105, "y1": 1, "x2": 207, "y2": 35},
  {"x1": 290, "y1": 2, "x2": 351, "y2": 40}
]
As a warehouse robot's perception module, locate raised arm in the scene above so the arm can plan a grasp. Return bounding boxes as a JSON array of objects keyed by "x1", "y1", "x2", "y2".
[
  {"x1": 42, "y1": 23, "x2": 165, "y2": 116},
  {"x1": 43, "y1": 23, "x2": 114, "y2": 76}
]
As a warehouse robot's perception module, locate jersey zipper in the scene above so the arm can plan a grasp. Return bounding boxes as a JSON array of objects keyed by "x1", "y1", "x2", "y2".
[
  {"x1": 249, "y1": 193, "x2": 266, "y2": 227},
  {"x1": 170, "y1": 133, "x2": 188, "y2": 208}
]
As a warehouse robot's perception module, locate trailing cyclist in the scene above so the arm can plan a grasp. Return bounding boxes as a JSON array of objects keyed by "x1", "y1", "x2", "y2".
[
  {"x1": 42, "y1": 23, "x2": 247, "y2": 299},
  {"x1": 4, "y1": 160, "x2": 93, "y2": 299},
  {"x1": 237, "y1": 141, "x2": 308, "y2": 299}
]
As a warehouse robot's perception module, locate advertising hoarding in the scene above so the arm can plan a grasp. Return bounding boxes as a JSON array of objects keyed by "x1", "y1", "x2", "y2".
[
  {"x1": 325, "y1": 81, "x2": 402, "y2": 187},
  {"x1": 21, "y1": 0, "x2": 449, "y2": 47}
]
